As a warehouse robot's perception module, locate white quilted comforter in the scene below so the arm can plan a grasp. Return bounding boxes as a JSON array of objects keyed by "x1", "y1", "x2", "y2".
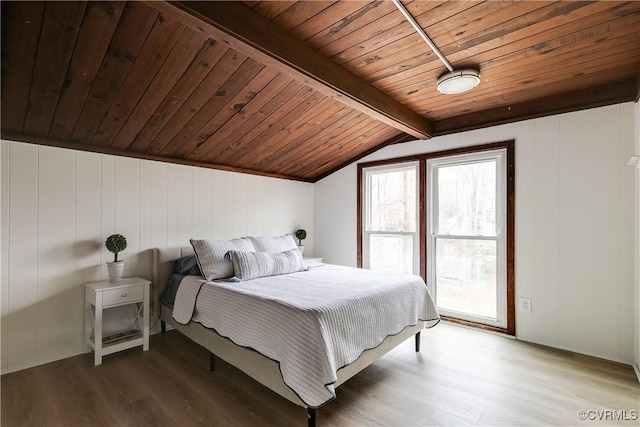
[{"x1": 172, "y1": 264, "x2": 439, "y2": 407}]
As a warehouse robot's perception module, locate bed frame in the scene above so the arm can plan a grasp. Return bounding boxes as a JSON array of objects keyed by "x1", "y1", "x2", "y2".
[{"x1": 152, "y1": 247, "x2": 424, "y2": 426}]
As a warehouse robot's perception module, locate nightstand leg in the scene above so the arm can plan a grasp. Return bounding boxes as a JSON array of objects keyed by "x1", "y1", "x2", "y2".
[
  {"x1": 94, "y1": 300, "x2": 103, "y2": 366},
  {"x1": 85, "y1": 296, "x2": 93, "y2": 353},
  {"x1": 143, "y1": 283, "x2": 150, "y2": 351}
]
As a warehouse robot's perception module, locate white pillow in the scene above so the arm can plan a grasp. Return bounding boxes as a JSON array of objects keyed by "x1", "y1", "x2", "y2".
[
  {"x1": 246, "y1": 234, "x2": 298, "y2": 253},
  {"x1": 228, "y1": 248, "x2": 307, "y2": 281},
  {"x1": 190, "y1": 238, "x2": 256, "y2": 281}
]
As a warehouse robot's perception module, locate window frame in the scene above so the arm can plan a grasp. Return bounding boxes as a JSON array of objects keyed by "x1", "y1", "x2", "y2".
[
  {"x1": 357, "y1": 140, "x2": 515, "y2": 335},
  {"x1": 427, "y1": 149, "x2": 507, "y2": 328},
  {"x1": 361, "y1": 161, "x2": 420, "y2": 275}
]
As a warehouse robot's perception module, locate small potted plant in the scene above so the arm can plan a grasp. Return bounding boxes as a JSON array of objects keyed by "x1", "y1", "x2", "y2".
[
  {"x1": 295, "y1": 229, "x2": 307, "y2": 256},
  {"x1": 105, "y1": 233, "x2": 127, "y2": 282}
]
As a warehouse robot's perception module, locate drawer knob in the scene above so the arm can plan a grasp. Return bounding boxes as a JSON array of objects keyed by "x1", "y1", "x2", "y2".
[{"x1": 121, "y1": 293, "x2": 127, "y2": 298}]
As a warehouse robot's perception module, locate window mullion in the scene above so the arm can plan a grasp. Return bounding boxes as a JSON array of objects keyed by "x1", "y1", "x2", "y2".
[{"x1": 432, "y1": 234, "x2": 498, "y2": 241}]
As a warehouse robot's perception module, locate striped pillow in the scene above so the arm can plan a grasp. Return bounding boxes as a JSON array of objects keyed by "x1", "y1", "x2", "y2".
[
  {"x1": 228, "y1": 248, "x2": 307, "y2": 281},
  {"x1": 190, "y1": 238, "x2": 256, "y2": 281}
]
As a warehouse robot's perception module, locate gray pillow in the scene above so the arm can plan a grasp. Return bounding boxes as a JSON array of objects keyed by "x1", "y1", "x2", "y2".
[
  {"x1": 170, "y1": 255, "x2": 201, "y2": 276},
  {"x1": 190, "y1": 238, "x2": 256, "y2": 281}
]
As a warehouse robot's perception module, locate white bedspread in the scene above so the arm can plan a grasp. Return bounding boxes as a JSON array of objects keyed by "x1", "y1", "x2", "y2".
[{"x1": 172, "y1": 264, "x2": 439, "y2": 407}]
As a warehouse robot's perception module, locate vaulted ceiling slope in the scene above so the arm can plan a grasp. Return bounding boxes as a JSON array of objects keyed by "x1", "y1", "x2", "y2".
[{"x1": 2, "y1": 1, "x2": 639, "y2": 182}]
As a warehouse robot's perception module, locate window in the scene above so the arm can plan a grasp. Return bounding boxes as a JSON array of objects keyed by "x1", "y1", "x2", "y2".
[
  {"x1": 362, "y1": 162, "x2": 419, "y2": 274},
  {"x1": 427, "y1": 150, "x2": 507, "y2": 328},
  {"x1": 358, "y1": 141, "x2": 514, "y2": 334}
]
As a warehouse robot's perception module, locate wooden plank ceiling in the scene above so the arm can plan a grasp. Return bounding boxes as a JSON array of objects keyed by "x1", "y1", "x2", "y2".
[{"x1": 2, "y1": 1, "x2": 639, "y2": 182}]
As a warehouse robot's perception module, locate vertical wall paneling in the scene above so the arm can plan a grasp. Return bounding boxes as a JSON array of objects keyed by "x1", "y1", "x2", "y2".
[
  {"x1": 292, "y1": 180, "x2": 314, "y2": 252},
  {"x1": 74, "y1": 151, "x2": 102, "y2": 353},
  {"x1": 282, "y1": 180, "x2": 298, "y2": 233},
  {"x1": 6, "y1": 144, "x2": 39, "y2": 371},
  {"x1": 100, "y1": 155, "x2": 115, "y2": 280},
  {"x1": 210, "y1": 169, "x2": 227, "y2": 239},
  {"x1": 246, "y1": 175, "x2": 261, "y2": 237},
  {"x1": 75, "y1": 152, "x2": 102, "y2": 281},
  {"x1": 139, "y1": 161, "x2": 153, "y2": 279},
  {"x1": 114, "y1": 157, "x2": 141, "y2": 278},
  {"x1": 267, "y1": 180, "x2": 287, "y2": 236},
  {"x1": 618, "y1": 104, "x2": 636, "y2": 363},
  {"x1": 231, "y1": 173, "x2": 249, "y2": 239},
  {"x1": 533, "y1": 116, "x2": 561, "y2": 347},
  {"x1": 514, "y1": 120, "x2": 535, "y2": 342},
  {"x1": 593, "y1": 105, "x2": 622, "y2": 361},
  {"x1": 635, "y1": 102, "x2": 640, "y2": 372},
  {"x1": 0, "y1": 140, "x2": 314, "y2": 373},
  {"x1": 151, "y1": 162, "x2": 169, "y2": 250},
  {"x1": 191, "y1": 167, "x2": 213, "y2": 239},
  {"x1": 635, "y1": 102, "x2": 640, "y2": 373},
  {"x1": 166, "y1": 164, "x2": 179, "y2": 247},
  {"x1": 108, "y1": 157, "x2": 142, "y2": 333},
  {"x1": 224, "y1": 173, "x2": 235, "y2": 239},
  {"x1": 1, "y1": 140, "x2": 8, "y2": 372},
  {"x1": 36, "y1": 147, "x2": 77, "y2": 363},
  {"x1": 261, "y1": 178, "x2": 277, "y2": 237},
  {"x1": 176, "y1": 165, "x2": 193, "y2": 245},
  {"x1": 314, "y1": 103, "x2": 636, "y2": 364},
  {"x1": 558, "y1": 110, "x2": 595, "y2": 356}
]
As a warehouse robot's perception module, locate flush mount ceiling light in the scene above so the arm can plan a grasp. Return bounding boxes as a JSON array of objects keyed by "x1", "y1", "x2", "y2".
[
  {"x1": 436, "y1": 69, "x2": 481, "y2": 94},
  {"x1": 392, "y1": 0, "x2": 480, "y2": 95}
]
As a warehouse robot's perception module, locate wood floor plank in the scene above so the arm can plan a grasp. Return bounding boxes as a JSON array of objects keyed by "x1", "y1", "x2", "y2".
[{"x1": 1, "y1": 323, "x2": 638, "y2": 426}]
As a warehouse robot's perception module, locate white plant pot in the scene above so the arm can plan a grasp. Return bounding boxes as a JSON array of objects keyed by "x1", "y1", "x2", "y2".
[
  {"x1": 297, "y1": 245, "x2": 305, "y2": 256},
  {"x1": 107, "y1": 261, "x2": 125, "y2": 282}
]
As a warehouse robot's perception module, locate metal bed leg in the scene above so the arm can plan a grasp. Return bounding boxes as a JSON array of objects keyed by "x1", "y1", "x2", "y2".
[
  {"x1": 160, "y1": 320, "x2": 166, "y2": 334},
  {"x1": 209, "y1": 352, "x2": 216, "y2": 371},
  {"x1": 307, "y1": 408, "x2": 316, "y2": 427},
  {"x1": 415, "y1": 331, "x2": 421, "y2": 352}
]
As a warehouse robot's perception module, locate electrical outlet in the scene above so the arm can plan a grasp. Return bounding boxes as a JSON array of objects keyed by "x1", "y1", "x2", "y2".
[{"x1": 519, "y1": 297, "x2": 532, "y2": 313}]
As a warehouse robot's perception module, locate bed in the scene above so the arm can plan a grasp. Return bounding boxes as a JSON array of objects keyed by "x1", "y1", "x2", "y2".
[{"x1": 152, "y1": 244, "x2": 439, "y2": 426}]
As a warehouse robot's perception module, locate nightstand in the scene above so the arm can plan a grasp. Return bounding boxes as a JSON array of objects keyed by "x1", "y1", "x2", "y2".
[{"x1": 85, "y1": 277, "x2": 150, "y2": 366}]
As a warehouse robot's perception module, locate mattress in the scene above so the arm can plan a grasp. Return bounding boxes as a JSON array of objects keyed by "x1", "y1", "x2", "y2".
[{"x1": 171, "y1": 264, "x2": 439, "y2": 407}]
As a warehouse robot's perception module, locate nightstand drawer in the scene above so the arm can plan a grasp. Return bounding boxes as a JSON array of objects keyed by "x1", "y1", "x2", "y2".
[{"x1": 102, "y1": 286, "x2": 143, "y2": 307}]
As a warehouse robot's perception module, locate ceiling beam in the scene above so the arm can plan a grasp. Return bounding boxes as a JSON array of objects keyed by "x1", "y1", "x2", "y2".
[
  {"x1": 432, "y1": 79, "x2": 638, "y2": 136},
  {"x1": 145, "y1": 1, "x2": 432, "y2": 140}
]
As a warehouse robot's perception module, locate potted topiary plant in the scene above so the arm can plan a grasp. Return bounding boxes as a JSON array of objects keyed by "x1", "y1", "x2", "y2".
[
  {"x1": 105, "y1": 233, "x2": 127, "y2": 282},
  {"x1": 295, "y1": 229, "x2": 307, "y2": 256}
]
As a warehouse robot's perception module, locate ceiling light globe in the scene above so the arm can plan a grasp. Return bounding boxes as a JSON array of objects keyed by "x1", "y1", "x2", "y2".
[{"x1": 437, "y1": 69, "x2": 480, "y2": 94}]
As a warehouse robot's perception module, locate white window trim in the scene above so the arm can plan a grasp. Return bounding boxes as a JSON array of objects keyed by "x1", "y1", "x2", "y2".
[
  {"x1": 362, "y1": 161, "x2": 420, "y2": 275},
  {"x1": 426, "y1": 149, "x2": 507, "y2": 328}
]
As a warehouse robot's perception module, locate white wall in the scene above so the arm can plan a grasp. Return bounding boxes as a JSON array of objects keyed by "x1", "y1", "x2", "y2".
[
  {"x1": 316, "y1": 103, "x2": 636, "y2": 364},
  {"x1": 0, "y1": 140, "x2": 314, "y2": 374},
  {"x1": 634, "y1": 101, "x2": 640, "y2": 379}
]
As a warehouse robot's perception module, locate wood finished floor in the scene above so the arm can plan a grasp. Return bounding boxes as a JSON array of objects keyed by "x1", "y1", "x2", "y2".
[{"x1": 1, "y1": 323, "x2": 638, "y2": 427}]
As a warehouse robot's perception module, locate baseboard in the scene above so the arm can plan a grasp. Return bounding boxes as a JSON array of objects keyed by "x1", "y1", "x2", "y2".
[
  {"x1": 1, "y1": 350, "x2": 80, "y2": 375},
  {"x1": 633, "y1": 363, "x2": 640, "y2": 384}
]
